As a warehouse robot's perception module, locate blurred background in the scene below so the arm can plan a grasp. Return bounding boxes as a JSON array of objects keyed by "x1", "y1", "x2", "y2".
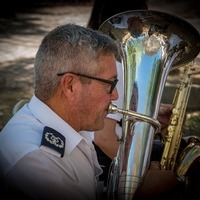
[{"x1": 0, "y1": 0, "x2": 200, "y2": 136}]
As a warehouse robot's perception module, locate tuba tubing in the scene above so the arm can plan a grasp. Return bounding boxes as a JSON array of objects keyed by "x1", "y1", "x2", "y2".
[
  {"x1": 108, "y1": 103, "x2": 161, "y2": 133},
  {"x1": 99, "y1": 10, "x2": 200, "y2": 200}
]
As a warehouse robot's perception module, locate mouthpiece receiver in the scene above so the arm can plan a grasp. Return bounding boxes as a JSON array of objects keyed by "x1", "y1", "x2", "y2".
[{"x1": 108, "y1": 103, "x2": 161, "y2": 133}]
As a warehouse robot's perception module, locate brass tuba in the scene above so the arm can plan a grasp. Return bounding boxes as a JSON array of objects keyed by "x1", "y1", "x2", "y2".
[{"x1": 99, "y1": 10, "x2": 200, "y2": 200}]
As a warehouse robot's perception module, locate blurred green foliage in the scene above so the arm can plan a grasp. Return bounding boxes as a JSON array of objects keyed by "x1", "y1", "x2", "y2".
[{"x1": 183, "y1": 113, "x2": 200, "y2": 137}]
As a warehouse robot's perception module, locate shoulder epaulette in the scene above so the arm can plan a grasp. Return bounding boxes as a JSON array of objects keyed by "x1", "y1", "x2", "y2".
[{"x1": 40, "y1": 126, "x2": 65, "y2": 157}]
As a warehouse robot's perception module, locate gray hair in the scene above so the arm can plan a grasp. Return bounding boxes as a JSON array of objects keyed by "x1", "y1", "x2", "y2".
[{"x1": 34, "y1": 23, "x2": 120, "y2": 100}]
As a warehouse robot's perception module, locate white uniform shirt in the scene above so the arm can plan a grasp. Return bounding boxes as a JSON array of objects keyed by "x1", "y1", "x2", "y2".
[{"x1": 0, "y1": 95, "x2": 103, "y2": 200}]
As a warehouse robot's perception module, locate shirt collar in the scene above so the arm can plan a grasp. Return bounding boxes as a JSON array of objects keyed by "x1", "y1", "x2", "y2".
[{"x1": 28, "y1": 95, "x2": 88, "y2": 154}]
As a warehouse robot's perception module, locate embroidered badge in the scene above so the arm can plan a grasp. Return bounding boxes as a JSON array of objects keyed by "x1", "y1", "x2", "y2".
[{"x1": 40, "y1": 126, "x2": 65, "y2": 157}]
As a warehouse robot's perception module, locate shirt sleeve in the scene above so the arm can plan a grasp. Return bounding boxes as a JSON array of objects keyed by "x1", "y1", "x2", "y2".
[{"x1": 5, "y1": 149, "x2": 97, "y2": 200}]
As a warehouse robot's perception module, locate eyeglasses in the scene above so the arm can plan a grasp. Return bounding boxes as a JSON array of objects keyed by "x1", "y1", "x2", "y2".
[{"x1": 57, "y1": 72, "x2": 118, "y2": 94}]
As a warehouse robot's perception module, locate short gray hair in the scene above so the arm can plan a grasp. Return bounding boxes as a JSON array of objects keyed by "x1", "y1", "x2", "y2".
[{"x1": 34, "y1": 23, "x2": 120, "y2": 100}]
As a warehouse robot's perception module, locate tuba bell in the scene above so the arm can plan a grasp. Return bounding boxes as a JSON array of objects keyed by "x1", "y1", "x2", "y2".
[{"x1": 99, "y1": 10, "x2": 200, "y2": 200}]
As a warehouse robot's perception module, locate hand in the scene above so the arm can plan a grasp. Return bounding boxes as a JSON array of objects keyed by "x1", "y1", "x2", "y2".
[
  {"x1": 134, "y1": 161, "x2": 182, "y2": 200},
  {"x1": 158, "y1": 103, "x2": 173, "y2": 139},
  {"x1": 158, "y1": 103, "x2": 173, "y2": 129}
]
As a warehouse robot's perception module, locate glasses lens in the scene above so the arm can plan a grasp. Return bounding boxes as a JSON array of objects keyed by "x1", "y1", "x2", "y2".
[{"x1": 109, "y1": 79, "x2": 118, "y2": 94}]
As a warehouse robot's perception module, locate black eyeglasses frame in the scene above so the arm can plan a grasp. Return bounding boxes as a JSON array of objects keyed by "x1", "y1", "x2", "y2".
[{"x1": 57, "y1": 72, "x2": 118, "y2": 94}]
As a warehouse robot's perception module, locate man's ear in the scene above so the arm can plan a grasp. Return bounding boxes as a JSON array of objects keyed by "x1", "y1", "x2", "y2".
[{"x1": 60, "y1": 74, "x2": 76, "y2": 93}]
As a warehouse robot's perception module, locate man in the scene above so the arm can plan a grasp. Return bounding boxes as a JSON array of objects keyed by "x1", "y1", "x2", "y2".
[
  {"x1": 0, "y1": 23, "x2": 181, "y2": 200},
  {"x1": 0, "y1": 23, "x2": 120, "y2": 200}
]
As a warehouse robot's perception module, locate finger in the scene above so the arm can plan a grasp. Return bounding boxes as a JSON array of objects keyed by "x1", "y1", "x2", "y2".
[{"x1": 159, "y1": 104, "x2": 173, "y2": 115}]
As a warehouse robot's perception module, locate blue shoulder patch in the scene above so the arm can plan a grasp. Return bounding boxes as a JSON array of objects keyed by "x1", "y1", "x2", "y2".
[{"x1": 40, "y1": 126, "x2": 65, "y2": 157}]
